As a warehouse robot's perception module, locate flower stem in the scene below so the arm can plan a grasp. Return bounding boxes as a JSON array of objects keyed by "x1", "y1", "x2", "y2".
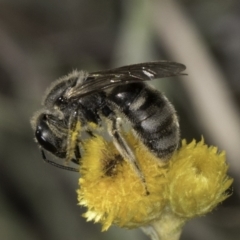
[{"x1": 141, "y1": 208, "x2": 186, "y2": 240}]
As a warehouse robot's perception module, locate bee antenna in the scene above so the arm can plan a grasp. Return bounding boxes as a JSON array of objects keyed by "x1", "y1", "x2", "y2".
[{"x1": 41, "y1": 150, "x2": 79, "y2": 172}]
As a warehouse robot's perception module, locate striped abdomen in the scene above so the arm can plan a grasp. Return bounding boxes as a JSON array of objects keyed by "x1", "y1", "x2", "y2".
[{"x1": 107, "y1": 83, "x2": 179, "y2": 159}]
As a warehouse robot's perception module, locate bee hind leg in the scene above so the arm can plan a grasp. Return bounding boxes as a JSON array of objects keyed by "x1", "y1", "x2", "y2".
[{"x1": 109, "y1": 116, "x2": 149, "y2": 195}]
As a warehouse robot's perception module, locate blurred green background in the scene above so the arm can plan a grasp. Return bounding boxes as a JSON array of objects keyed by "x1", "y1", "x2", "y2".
[{"x1": 0, "y1": 0, "x2": 240, "y2": 239}]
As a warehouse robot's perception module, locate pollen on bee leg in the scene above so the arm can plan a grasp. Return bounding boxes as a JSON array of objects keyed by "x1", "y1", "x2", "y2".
[{"x1": 66, "y1": 120, "x2": 81, "y2": 163}]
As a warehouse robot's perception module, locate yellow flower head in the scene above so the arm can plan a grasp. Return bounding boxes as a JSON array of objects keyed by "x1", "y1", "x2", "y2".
[
  {"x1": 167, "y1": 138, "x2": 233, "y2": 218},
  {"x1": 77, "y1": 133, "x2": 233, "y2": 231},
  {"x1": 78, "y1": 134, "x2": 168, "y2": 230}
]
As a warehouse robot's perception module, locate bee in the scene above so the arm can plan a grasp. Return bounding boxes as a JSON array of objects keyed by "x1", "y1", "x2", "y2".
[{"x1": 31, "y1": 61, "x2": 186, "y2": 186}]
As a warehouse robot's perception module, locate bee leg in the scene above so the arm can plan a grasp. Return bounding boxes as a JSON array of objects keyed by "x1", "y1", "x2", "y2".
[
  {"x1": 71, "y1": 145, "x2": 81, "y2": 165},
  {"x1": 41, "y1": 149, "x2": 79, "y2": 172},
  {"x1": 67, "y1": 109, "x2": 96, "y2": 165},
  {"x1": 86, "y1": 130, "x2": 95, "y2": 137},
  {"x1": 65, "y1": 110, "x2": 83, "y2": 165},
  {"x1": 110, "y1": 116, "x2": 149, "y2": 195}
]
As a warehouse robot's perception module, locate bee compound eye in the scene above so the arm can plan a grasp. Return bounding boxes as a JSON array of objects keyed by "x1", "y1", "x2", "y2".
[
  {"x1": 35, "y1": 123, "x2": 57, "y2": 154},
  {"x1": 35, "y1": 114, "x2": 67, "y2": 158}
]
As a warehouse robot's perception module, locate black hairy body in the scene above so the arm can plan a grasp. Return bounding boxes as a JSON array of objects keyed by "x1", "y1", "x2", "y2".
[{"x1": 31, "y1": 61, "x2": 186, "y2": 185}]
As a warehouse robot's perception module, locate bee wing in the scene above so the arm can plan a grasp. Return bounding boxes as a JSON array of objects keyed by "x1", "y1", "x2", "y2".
[
  {"x1": 69, "y1": 61, "x2": 186, "y2": 98},
  {"x1": 92, "y1": 61, "x2": 186, "y2": 78}
]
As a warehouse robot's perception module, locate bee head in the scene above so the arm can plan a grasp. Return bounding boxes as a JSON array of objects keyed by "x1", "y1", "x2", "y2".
[{"x1": 31, "y1": 111, "x2": 67, "y2": 159}]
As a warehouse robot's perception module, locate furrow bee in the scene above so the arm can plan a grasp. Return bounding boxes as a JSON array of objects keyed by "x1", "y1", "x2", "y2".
[{"x1": 31, "y1": 61, "x2": 186, "y2": 186}]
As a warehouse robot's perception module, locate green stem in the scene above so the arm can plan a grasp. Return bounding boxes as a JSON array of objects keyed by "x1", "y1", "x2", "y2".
[{"x1": 141, "y1": 208, "x2": 186, "y2": 240}]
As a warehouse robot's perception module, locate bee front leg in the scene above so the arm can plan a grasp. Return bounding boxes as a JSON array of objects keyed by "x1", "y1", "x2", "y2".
[
  {"x1": 65, "y1": 110, "x2": 83, "y2": 165},
  {"x1": 109, "y1": 116, "x2": 149, "y2": 194},
  {"x1": 71, "y1": 145, "x2": 81, "y2": 165}
]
